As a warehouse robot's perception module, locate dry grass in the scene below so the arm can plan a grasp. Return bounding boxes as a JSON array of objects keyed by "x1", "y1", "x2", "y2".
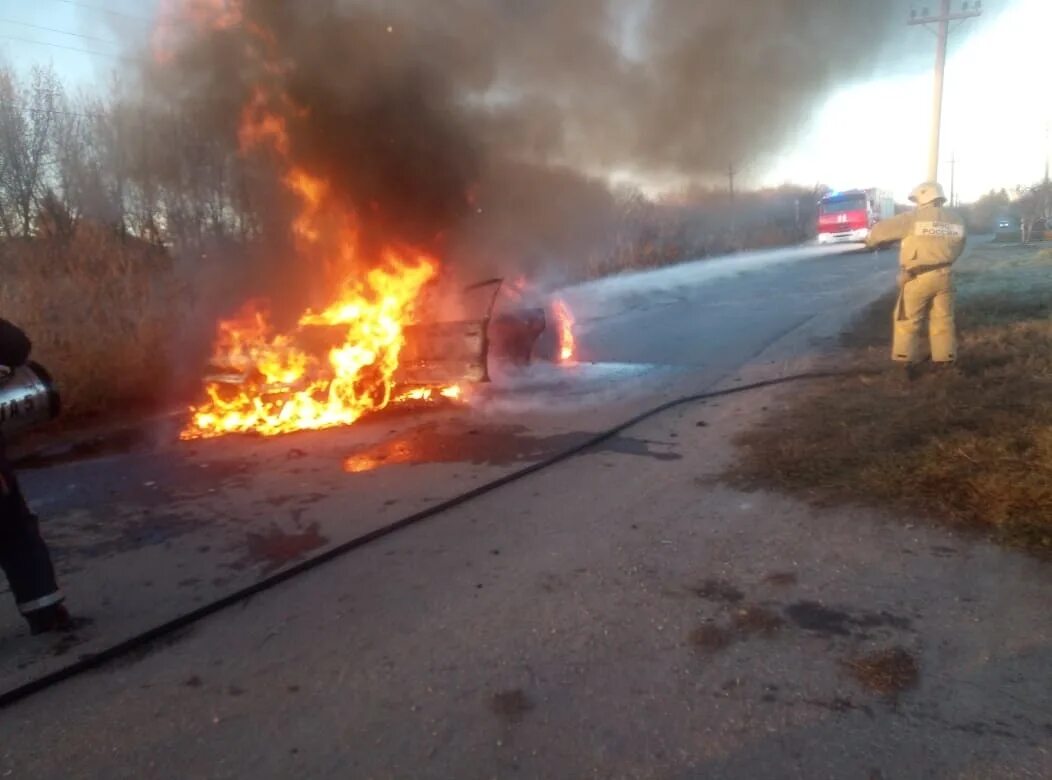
[
  {"x1": 0, "y1": 224, "x2": 182, "y2": 421},
  {"x1": 728, "y1": 243, "x2": 1052, "y2": 552}
]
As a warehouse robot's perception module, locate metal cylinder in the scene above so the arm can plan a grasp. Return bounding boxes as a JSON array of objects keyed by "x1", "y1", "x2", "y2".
[{"x1": 0, "y1": 362, "x2": 60, "y2": 438}]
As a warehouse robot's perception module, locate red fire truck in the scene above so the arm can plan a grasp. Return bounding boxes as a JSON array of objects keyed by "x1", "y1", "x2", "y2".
[{"x1": 816, "y1": 188, "x2": 895, "y2": 245}]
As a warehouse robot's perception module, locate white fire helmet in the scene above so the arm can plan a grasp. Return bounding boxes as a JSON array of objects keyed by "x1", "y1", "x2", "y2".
[{"x1": 909, "y1": 181, "x2": 947, "y2": 206}]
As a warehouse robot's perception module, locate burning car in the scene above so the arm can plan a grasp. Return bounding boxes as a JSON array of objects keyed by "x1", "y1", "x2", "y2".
[
  {"x1": 187, "y1": 276, "x2": 565, "y2": 439},
  {"x1": 160, "y1": 2, "x2": 576, "y2": 442}
]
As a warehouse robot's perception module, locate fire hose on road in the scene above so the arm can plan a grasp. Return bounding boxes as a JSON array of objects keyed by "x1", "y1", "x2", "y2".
[{"x1": 0, "y1": 367, "x2": 874, "y2": 711}]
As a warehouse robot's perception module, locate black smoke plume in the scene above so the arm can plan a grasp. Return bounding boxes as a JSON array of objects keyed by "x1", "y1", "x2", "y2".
[{"x1": 139, "y1": 0, "x2": 980, "y2": 288}]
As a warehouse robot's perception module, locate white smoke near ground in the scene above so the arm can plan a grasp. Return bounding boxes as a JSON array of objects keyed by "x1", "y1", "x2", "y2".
[{"x1": 469, "y1": 360, "x2": 681, "y2": 419}]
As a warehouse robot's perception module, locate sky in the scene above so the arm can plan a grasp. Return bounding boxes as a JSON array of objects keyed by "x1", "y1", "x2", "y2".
[
  {"x1": 0, "y1": 0, "x2": 1045, "y2": 204},
  {"x1": 0, "y1": 0, "x2": 146, "y2": 77},
  {"x1": 762, "y1": 0, "x2": 1051, "y2": 202}
]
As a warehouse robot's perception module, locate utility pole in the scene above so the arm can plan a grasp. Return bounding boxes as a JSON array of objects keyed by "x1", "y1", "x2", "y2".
[
  {"x1": 1044, "y1": 122, "x2": 1050, "y2": 184},
  {"x1": 728, "y1": 163, "x2": 737, "y2": 242},
  {"x1": 950, "y1": 154, "x2": 957, "y2": 206},
  {"x1": 909, "y1": 0, "x2": 982, "y2": 182}
]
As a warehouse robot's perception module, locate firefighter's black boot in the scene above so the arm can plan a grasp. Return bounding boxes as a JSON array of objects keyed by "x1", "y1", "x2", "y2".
[{"x1": 24, "y1": 603, "x2": 72, "y2": 635}]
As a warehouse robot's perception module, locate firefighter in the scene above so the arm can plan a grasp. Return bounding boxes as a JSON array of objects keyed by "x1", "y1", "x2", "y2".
[
  {"x1": 0, "y1": 318, "x2": 71, "y2": 634},
  {"x1": 865, "y1": 182, "x2": 966, "y2": 378}
]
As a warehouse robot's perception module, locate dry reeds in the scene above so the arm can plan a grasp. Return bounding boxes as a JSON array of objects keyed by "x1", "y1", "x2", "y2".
[{"x1": 0, "y1": 223, "x2": 181, "y2": 420}]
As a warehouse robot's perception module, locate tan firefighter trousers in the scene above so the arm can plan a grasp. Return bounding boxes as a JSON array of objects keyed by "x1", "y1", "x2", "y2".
[{"x1": 892, "y1": 267, "x2": 956, "y2": 364}]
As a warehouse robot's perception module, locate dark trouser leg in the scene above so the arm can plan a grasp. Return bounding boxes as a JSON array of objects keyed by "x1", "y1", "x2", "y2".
[{"x1": 0, "y1": 460, "x2": 62, "y2": 616}]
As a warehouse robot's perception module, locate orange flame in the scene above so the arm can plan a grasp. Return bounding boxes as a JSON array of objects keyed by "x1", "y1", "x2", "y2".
[
  {"x1": 183, "y1": 251, "x2": 442, "y2": 439},
  {"x1": 552, "y1": 298, "x2": 576, "y2": 364},
  {"x1": 176, "y1": 2, "x2": 459, "y2": 440}
]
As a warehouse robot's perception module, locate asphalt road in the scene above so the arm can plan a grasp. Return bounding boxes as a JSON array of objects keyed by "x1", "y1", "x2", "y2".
[
  {"x1": 13, "y1": 244, "x2": 1047, "y2": 778},
  {"x1": 0, "y1": 243, "x2": 896, "y2": 695}
]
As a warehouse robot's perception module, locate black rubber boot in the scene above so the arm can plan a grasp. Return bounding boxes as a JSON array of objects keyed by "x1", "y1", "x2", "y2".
[{"x1": 25, "y1": 603, "x2": 73, "y2": 635}]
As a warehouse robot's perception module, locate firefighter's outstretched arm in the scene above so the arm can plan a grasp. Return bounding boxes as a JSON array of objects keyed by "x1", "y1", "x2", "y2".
[{"x1": 865, "y1": 213, "x2": 912, "y2": 249}]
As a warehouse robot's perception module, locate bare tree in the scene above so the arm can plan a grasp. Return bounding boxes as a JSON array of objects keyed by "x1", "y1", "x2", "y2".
[
  {"x1": 964, "y1": 188, "x2": 1011, "y2": 234},
  {"x1": 1016, "y1": 181, "x2": 1052, "y2": 244},
  {"x1": 48, "y1": 92, "x2": 97, "y2": 237},
  {"x1": 0, "y1": 65, "x2": 62, "y2": 237}
]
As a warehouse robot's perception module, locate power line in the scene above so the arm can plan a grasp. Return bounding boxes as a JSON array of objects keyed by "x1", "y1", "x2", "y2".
[
  {"x1": 43, "y1": 0, "x2": 244, "y2": 30},
  {"x1": 0, "y1": 34, "x2": 137, "y2": 61},
  {"x1": 0, "y1": 100, "x2": 108, "y2": 120},
  {"x1": 43, "y1": 0, "x2": 153, "y2": 25},
  {"x1": 0, "y1": 17, "x2": 121, "y2": 46}
]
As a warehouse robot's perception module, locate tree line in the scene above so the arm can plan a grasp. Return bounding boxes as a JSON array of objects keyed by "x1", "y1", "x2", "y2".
[
  {"x1": 0, "y1": 63, "x2": 843, "y2": 274},
  {"x1": 0, "y1": 64, "x2": 267, "y2": 249}
]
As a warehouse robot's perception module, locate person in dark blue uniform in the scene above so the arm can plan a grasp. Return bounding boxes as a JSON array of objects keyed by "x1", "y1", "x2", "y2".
[{"x1": 0, "y1": 318, "x2": 70, "y2": 634}]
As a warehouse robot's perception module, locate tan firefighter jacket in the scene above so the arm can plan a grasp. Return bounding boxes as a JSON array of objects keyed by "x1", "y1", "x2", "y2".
[{"x1": 866, "y1": 204, "x2": 967, "y2": 272}]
